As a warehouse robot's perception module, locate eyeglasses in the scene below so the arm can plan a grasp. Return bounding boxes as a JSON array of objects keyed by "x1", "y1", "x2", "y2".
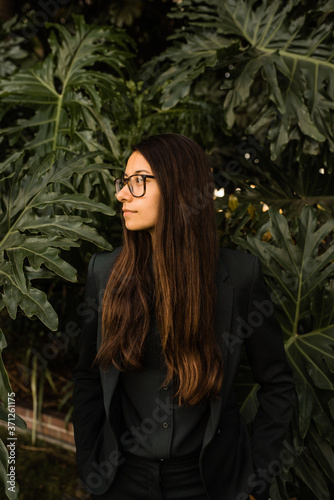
[{"x1": 115, "y1": 174, "x2": 155, "y2": 198}]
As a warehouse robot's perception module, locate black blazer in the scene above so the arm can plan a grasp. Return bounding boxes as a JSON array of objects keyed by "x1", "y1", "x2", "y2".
[{"x1": 72, "y1": 247, "x2": 294, "y2": 500}]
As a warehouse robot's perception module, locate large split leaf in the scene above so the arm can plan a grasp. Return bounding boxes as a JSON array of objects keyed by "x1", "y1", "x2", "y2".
[
  {"x1": 0, "y1": 15, "x2": 134, "y2": 159},
  {"x1": 218, "y1": 0, "x2": 334, "y2": 158},
  {"x1": 233, "y1": 207, "x2": 334, "y2": 336},
  {"x1": 285, "y1": 328, "x2": 334, "y2": 440},
  {"x1": 0, "y1": 18, "x2": 28, "y2": 78},
  {"x1": 0, "y1": 153, "x2": 114, "y2": 329},
  {"x1": 270, "y1": 420, "x2": 334, "y2": 500},
  {"x1": 0, "y1": 14, "x2": 130, "y2": 500},
  {"x1": 233, "y1": 207, "x2": 334, "y2": 497},
  {"x1": 152, "y1": 31, "x2": 240, "y2": 110},
  {"x1": 149, "y1": 0, "x2": 334, "y2": 160}
]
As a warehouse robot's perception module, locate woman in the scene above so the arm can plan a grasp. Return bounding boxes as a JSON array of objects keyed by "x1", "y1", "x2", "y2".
[{"x1": 72, "y1": 133, "x2": 294, "y2": 500}]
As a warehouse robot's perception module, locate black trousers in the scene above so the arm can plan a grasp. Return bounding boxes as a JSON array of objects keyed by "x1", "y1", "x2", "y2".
[{"x1": 91, "y1": 452, "x2": 210, "y2": 500}]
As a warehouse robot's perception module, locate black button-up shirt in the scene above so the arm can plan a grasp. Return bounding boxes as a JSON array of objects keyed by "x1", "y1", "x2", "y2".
[{"x1": 119, "y1": 318, "x2": 210, "y2": 460}]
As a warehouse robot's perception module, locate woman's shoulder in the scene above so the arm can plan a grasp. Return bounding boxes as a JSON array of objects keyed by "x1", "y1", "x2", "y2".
[
  {"x1": 93, "y1": 246, "x2": 123, "y2": 267},
  {"x1": 89, "y1": 246, "x2": 123, "y2": 287},
  {"x1": 218, "y1": 247, "x2": 260, "y2": 287},
  {"x1": 219, "y1": 246, "x2": 258, "y2": 266}
]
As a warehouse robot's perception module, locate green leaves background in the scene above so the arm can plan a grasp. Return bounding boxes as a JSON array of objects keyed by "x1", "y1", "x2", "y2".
[
  {"x1": 0, "y1": 15, "x2": 134, "y2": 159},
  {"x1": 234, "y1": 207, "x2": 334, "y2": 498},
  {"x1": 0, "y1": 1, "x2": 334, "y2": 498},
  {"x1": 0, "y1": 17, "x2": 133, "y2": 499},
  {"x1": 0, "y1": 153, "x2": 115, "y2": 330},
  {"x1": 146, "y1": 0, "x2": 334, "y2": 213}
]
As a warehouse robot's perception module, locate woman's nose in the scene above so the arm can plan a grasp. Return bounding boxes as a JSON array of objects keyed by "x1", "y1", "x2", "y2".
[{"x1": 116, "y1": 184, "x2": 132, "y2": 202}]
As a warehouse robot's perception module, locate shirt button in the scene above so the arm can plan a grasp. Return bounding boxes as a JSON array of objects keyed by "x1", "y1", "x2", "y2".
[
  {"x1": 160, "y1": 458, "x2": 164, "y2": 461},
  {"x1": 217, "y1": 428, "x2": 221, "y2": 435},
  {"x1": 163, "y1": 385, "x2": 168, "y2": 390},
  {"x1": 162, "y1": 422, "x2": 169, "y2": 429}
]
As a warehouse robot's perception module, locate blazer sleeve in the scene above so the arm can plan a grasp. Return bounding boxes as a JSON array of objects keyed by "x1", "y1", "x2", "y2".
[
  {"x1": 244, "y1": 257, "x2": 295, "y2": 500},
  {"x1": 72, "y1": 253, "x2": 105, "y2": 479}
]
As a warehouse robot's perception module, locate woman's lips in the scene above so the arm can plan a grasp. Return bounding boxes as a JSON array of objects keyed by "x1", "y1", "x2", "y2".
[{"x1": 123, "y1": 210, "x2": 136, "y2": 216}]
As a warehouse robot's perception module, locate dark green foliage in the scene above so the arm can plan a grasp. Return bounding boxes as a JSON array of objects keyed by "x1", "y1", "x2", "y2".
[
  {"x1": 145, "y1": 0, "x2": 334, "y2": 216},
  {"x1": 234, "y1": 207, "x2": 334, "y2": 499},
  {"x1": 0, "y1": 2, "x2": 334, "y2": 498}
]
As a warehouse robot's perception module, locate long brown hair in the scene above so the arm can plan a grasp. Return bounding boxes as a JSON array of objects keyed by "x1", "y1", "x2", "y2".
[{"x1": 96, "y1": 133, "x2": 223, "y2": 405}]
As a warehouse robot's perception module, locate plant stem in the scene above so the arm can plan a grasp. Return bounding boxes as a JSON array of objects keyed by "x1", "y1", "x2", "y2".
[{"x1": 31, "y1": 356, "x2": 38, "y2": 446}]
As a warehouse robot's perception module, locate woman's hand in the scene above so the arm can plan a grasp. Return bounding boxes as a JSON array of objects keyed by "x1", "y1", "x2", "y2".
[{"x1": 249, "y1": 496, "x2": 257, "y2": 500}]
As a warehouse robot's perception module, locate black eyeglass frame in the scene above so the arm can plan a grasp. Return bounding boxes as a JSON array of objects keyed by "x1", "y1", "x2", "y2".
[{"x1": 115, "y1": 174, "x2": 155, "y2": 198}]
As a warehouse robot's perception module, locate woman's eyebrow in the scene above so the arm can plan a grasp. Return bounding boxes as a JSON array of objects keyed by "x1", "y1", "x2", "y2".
[{"x1": 124, "y1": 169, "x2": 151, "y2": 178}]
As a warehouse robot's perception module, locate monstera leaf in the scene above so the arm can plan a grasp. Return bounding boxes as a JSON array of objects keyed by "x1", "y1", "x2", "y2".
[
  {"x1": 269, "y1": 419, "x2": 334, "y2": 500},
  {"x1": 218, "y1": 0, "x2": 334, "y2": 158},
  {"x1": 233, "y1": 207, "x2": 334, "y2": 498},
  {"x1": 148, "y1": 0, "x2": 334, "y2": 160},
  {"x1": 0, "y1": 18, "x2": 28, "y2": 78},
  {"x1": 0, "y1": 152, "x2": 114, "y2": 330},
  {"x1": 0, "y1": 15, "x2": 133, "y2": 160},
  {"x1": 143, "y1": 0, "x2": 334, "y2": 218}
]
